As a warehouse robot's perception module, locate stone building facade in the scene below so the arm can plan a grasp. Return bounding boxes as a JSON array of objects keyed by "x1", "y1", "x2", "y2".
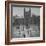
[{"x1": 12, "y1": 8, "x2": 40, "y2": 38}]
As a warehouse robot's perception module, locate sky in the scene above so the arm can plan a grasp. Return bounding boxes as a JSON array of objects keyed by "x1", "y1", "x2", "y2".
[{"x1": 12, "y1": 7, "x2": 40, "y2": 18}]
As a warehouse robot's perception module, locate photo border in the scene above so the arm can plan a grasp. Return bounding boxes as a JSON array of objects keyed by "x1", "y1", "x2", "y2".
[{"x1": 5, "y1": 1, "x2": 45, "y2": 45}]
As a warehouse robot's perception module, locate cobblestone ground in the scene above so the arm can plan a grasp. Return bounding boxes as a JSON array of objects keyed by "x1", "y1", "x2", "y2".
[{"x1": 11, "y1": 25, "x2": 40, "y2": 38}]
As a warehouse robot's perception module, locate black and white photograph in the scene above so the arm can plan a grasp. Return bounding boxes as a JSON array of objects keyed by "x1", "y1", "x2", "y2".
[
  {"x1": 11, "y1": 6, "x2": 40, "y2": 38},
  {"x1": 5, "y1": 1, "x2": 45, "y2": 44}
]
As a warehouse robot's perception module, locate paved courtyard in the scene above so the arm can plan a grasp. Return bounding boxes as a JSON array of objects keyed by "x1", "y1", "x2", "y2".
[{"x1": 11, "y1": 25, "x2": 40, "y2": 38}]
